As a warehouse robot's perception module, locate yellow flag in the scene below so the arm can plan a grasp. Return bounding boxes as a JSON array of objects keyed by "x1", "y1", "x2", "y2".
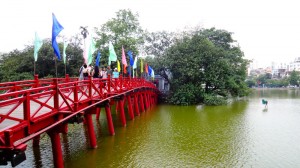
[{"x1": 117, "y1": 60, "x2": 121, "y2": 72}]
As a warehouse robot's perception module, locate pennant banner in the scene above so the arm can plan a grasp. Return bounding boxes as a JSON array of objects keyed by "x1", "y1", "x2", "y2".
[
  {"x1": 63, "y1": 40, "x2": 68, "y2": 64},
  {"x1": 34, "y1": 32, "x2": 43, "y2": 62},
  {"x1": 52, "y1": 13, "x2": 64, "y2": 60},
  {"x1": 87, "y1": 37, "x2": 96, "y2": 65},
  {"x1": 95, "y1": 51, "x2": 101, "y2": 67},
  {"x1": 108, "y1": 42, "x2": 117, "y2": 65},
  {"x1": 127, "y1": 50, "x2": 134, "y2": 66}
]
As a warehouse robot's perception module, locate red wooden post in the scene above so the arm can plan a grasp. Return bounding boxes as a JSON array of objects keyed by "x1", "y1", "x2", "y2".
[
  {"x1": 74, "y1": 83, "x2": 79, "y2": 112},
  {"x1": 65, "y1": 74, "x2": 69, "y2": 82},
  {"x1": 143, "y1": 93, "x2": 148, "y2": 110},
  {"x1": 96, "y1": 108, "x2": 101, "y2": 120},
  {"x1": 88, "y1": 76, "x2": 92, "y2": 98},
  {"x1": 105, "y1": 103, "x2": 115, "y2": 135},
  {"x1": 33, "y1": 135, "x2": 40, "y2": 147},
  {"x1": 127, "y1": 95, "x2": 134, "y2": 120},
  {"x1": 118, "y1": 99, "x2": 126, "y2": 127},
  {"x1": 34, "y1": 74, "x2": 39, "y2": 88},
  {"x1": 140, "y1": 93, "x2": 145, "y2": 112},
  {"x1": 84, "y1": 110, "x2": 97, "y2": 148},
  {"x1": 53, "y1": 79, "x2": 59, "y2": 109},
  {"x1": 107, "y1": 74, "x2": 111, "y2": 93},
  {"x1": 134, "y1": 94, "x2": 140, "y2": 116},
  {"x1": 23, "y1": 91, "x2": 30, "y2": 134},
  {"x1": 119, "y1": 75, "x2": 123, "y2": 92},
  {"x1": 48, "y1": 131, "x2": 64, "y2": 168}
]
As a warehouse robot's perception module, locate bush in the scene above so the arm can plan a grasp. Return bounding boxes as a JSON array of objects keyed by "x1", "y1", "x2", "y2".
[
  {"x1": 203, "y1": 93, "x2": 227, "y2": 106},
  {"x1": 168, "y1": 84, "x2": 203, "y2": 105}
]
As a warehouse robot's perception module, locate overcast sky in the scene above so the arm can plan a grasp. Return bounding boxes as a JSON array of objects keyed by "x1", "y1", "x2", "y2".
[{"x1": 1, "y1": 0, "x2": 300, "y2": 68}]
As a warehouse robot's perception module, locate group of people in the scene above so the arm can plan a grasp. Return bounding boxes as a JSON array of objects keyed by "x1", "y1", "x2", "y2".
[{"x1": 79, "y1": 63, "x2": 119, "y2": 81}]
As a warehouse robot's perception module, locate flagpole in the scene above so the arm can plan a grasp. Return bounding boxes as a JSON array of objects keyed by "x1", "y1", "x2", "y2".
[
  {"x1": 55, "y1": 56, "x2": 58, "y2": 78},
  {"x1": 34, "y1": 61, "x2": 36, "y2": 75},
  {"x1": 64, "y1": 63, "x2": 66, "y2": 76}
]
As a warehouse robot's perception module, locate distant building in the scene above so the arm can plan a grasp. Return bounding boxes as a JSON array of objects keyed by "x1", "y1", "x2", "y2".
[{"x1": 288, "y1": 57, "x2": 300, "y2": 72}]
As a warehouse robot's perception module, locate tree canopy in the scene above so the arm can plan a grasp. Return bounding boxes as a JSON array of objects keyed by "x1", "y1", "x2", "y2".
[{"x1": 163, "y1": 28, "x2": 250, "y2": 105}]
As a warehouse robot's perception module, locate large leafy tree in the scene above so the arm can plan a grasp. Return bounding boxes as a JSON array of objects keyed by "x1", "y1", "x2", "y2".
[
  {"x1": 94, "y1": 9, "x2": 144, "y2": 68},
  {"x1": 0, "y1": 36, "x2": 83, "y2": 82},
  {"x1": 164, "y1": 28, "x2": 249, "y2": 105}
]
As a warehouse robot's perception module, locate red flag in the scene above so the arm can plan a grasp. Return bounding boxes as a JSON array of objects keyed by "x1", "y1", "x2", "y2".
[
  {"x1": 145, "y1": 63, "x2": 148, "y2": 74},
  {"x1": 122, "y1": 46, "x2": 127, "y2": 74}
]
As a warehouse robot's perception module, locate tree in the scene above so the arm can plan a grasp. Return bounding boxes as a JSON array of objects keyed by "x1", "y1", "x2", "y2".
[
  {"x1": 289, "y1": 70, "x2": 300, "y2": 86},
  {"x1": 94, "y1": 9, "x2": 144, "y2": 68},
  {"x1": 163, "y1": 28, "x2": 249, "y2": 105}
]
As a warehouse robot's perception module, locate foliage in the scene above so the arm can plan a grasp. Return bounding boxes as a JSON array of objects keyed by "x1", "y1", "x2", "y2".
[
  {"x1": 289, "y1": 70, "x2": 300, "y2": 86},
  {"x1": 94, "y1": 9, "x2": 144, "y2": 69},
  {"x1": 163, "y1": 28, "x2": 249, "y2": 105},
  {"x1": 168, "y1": 84, "x2": 203, "y2": 105},
  {"x1": 0, "y1": 37, "x2": 83, "y2": 82},
  {"x1": 246, "y1": 79, "x2": 256, "y2": 87},
  {"x1": 203, "y1": 94, "x2": 227, "y2": 106}
]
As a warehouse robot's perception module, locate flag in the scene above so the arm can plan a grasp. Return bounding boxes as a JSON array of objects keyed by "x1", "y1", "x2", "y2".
[
  {"x1": 95, "y1": 51, "x2": 101, "y2": 66},
  {"x1": 34, "y1": 32, "x2": 43, "y2": 62},
  {"x1": 108, "y1": 41, "x2": 117, "y2": 65},
  {"x1": 127, "y1": 50, "x2": 134, "y2": 66},
  {"x1": 151, "y1": 69, "x2": 155, "y2": 79},
  {"x1": 87, "y1": 37, "x2": 96, "y2": 65},
  {"x1": 117, "y1": 60, "x2": 121, "y2": 72},
  {"x1": 133, "y1": 56, "x2": 137, "y2": 69},
  {"x1": 52, "y1": 13, "x2": 64, "y2": 60},
  {"x1": 141, "y1": 59, "x2": 143, "y2": 73},
  {"x1": 148, "y1": 65, "x2": 152, "y2": 76},
  {"x1": 122, "y1": 46, "x2": 127, "y2": 73},
  {"x1": 145, "y1": 63, "x2": 148, "y2": 74},
  {"x1": 63, "y1": 40, "x2": 68, "y2": 64}
]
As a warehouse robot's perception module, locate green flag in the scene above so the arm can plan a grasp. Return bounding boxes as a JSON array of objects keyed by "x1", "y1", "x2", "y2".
[
  {"x1": 34, "y1": 32, "x2": 43, "y2": 62},
  {"x1": 63, "y1": 40, "x2": 68, "y2": 64},
  {"x1": 108, "y1": 41, "x2": 117, "y2": 65},
  {"x1": 88, "y1": 37, "x2": 96, "y2": 65}
]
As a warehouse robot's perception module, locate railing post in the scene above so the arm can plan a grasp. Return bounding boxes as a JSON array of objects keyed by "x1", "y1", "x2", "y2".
[
  {"x1": 119, "y1": 75, "x2": 123, "y2": 92},
  {"x1": 53, "y1": 79, "x2": 59, "y2": 109},
  {"x1": 107, "y1": 75, "x2": 111, "y2": 93},
  {"x1": 88, "y1": 76, "x2": 92, "y2": 99},
  {"x1": 23, "y1": 91, "x2": 31, "y2": 134},
  {"x1": 74, "y1": 83, "x2": 79, "y2": 112},
  {"x1": 34, "y1": 74, "x2": 39, "y2": 88},
  {"x1": 65, "y1": 74, "x2": 69, "y2": 82}
]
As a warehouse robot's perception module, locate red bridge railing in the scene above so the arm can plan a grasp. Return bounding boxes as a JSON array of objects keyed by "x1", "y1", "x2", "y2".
[{"x1": 0, "y1": 75, "x2": 158, "y2": 167}]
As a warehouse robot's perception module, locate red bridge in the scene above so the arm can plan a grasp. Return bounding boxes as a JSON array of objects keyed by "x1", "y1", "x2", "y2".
[{"x1": 0, "y1": 75, "x2": 158, "y2": 167}]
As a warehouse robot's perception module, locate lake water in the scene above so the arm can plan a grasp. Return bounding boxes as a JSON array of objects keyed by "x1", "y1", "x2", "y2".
[{"x1": 12, "y1": 88, "x2": 300, "y2": 167}]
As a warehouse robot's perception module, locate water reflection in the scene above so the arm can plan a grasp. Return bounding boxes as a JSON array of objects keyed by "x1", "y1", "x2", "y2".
[{"x1": 9, "y1": 89, "x2": 300, "y2": 167}]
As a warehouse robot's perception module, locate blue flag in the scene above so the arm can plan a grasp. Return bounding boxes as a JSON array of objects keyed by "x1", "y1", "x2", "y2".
[
  {"x1": 52, "y1": 13, "x2": 64, "y2": 60},
  {"x1": 95, "y1": 51, "x2": 101, "y2": 66},
  {"x1": 127, "y1": 50, "x2": 134, "y2": 66},
  {"x1": 148, "y1": 65, "x2": 152, "y2": 76}
]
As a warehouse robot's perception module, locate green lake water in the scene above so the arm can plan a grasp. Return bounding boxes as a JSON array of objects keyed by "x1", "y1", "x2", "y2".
[{"x1": 14, "y1": 89, "x2": 300, "y2": 167}]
